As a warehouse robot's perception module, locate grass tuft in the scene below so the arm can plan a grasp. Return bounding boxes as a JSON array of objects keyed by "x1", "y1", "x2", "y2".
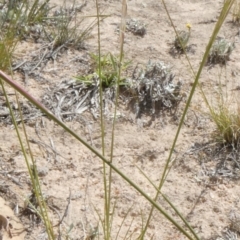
[
  {"x1": 209, "y1": 99, "x2": 240, "y2": 147},
  {"x1": 44, "y1": 2, "x2": 105, "y2": 51},
  {"x1": 0, "y1": 0, "x2": 51, "y2": 71}
]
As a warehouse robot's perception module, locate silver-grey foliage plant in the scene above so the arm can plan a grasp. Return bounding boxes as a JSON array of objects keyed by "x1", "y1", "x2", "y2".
[{"x1": 132, "y1": 60, "x2": 182, "y2": 117}]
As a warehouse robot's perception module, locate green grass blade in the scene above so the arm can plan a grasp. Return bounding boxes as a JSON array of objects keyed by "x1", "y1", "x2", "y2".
[
  {"x1": 94, "y1": 1, "x2": 109, "y2": 239},
  {"x1": 107, "y1": 1, "x2": 127, "y2": 238},
  {"x1": 123, "y1": 217, "x2": 134, "y2": 240},
  {"x1": 135, "y1": 164, "x2": 200, "y2": 240},
  {"x1": 115, "y1": 203, "x2": 134, "y2": 240},
  {"x1": 0, "y1": 80, "x2": 54, "y2": 239}
]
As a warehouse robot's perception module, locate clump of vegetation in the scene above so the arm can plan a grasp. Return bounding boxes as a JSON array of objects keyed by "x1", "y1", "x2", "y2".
[
  {"x1": 207, "y1": 37, "x2": 235, "y2": 64},
  {"x1": 0, "y1": 0, "x2": 51, "y2": 71},
  {"x1": 46, "y1": 2, "x2": 93, "y2": 50},
  {"x1": 44, "y1": 59, "x2": 182, "y2": 121},
  {"x1": 210, "y1": 104, "x2": 240, "y2": 147},
  {"x1": 174, "y1": 23, "x2": 191, "y2": 52},
  {"x1": 126, "y1": 18, "x2": 147, "y2": 36},
  {"x1": 208, "y1": 83, "x2": 240, "y2": 148},
  {"x1": 0, "y1": 0, "x2": 94, "y2": 75},
  {"x1": 76, "y1": 52, "x2": 131, "y2": 88},
  {"x1": 130, "y1": 60, "x2": 182, "y2": 117},
  {"x1": 0, "y1": 0, "x2": 51, "y2": 40},
  {"x1": 42, "y1": 53, "x2": 130, "y2": 121}
]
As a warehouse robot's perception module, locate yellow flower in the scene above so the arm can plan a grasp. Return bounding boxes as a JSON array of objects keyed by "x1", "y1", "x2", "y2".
[{"x1": 186, "y1": 23, "x2": 192, "y2": 30}]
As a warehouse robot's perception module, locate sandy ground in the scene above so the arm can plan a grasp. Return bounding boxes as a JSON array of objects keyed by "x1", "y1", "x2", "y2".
[{"x1": 1, "y1": 0, "x2": 240, "y2": 239}]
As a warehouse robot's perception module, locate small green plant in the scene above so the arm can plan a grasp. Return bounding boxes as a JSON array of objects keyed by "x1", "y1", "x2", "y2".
[
  {"x1": 174, "y1": 23, "x2": 191, "y2": 52},
  {"x1": 76, "y1": 53, "x2": 131, "y2": 88},
  {"x1": 207, "y1": 37, "x2": 235, "y2": 64}
]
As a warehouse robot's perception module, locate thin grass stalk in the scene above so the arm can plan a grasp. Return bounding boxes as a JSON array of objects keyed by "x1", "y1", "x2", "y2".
[
  {"x1": 109, "y1": 200, "x2": 117, "y2": 235},
  {"x1": 0, "y1": 70, "x2": 196, "y2": 240},
  {"x1": 94, "y1": 1, "x2": 109, "y2": 239},
  {"x1": 107, "y1": 0, "x2": 127, "y2": 238},
  {"x1": 140, "y1": 210, "x2": 144, "y2": 237},
  {"x1": 140, "y1": 0, "x2": 235, "y2": 239},
  {"x1": 0, "y1": 79, "x2": 54, "y2": 239},
  {"x1": 109, "y1": 0, "x2": 127, "y2": 168},
  {"x1": 16, "y1": 97, "x2": 54, "y2": 239},
  {"x1": 1, "y1": 1, "x2": 14, "y2": 28},
  {"x1": 0, "y1": 49, "x2": 36, "y2": 181},
  {"x1": 135, "y1": 164, "x2": 200, "y2": 240},
  {"x1": 91, "y1": 203, "x2": 104, "y2": 238},
  {"x1": 123, "y1": 216, "x2": 134, "y2": 240},
  {"x1": 0, "y1": 82, "x2": 34, "y2": 186},
  {"x1": 27, "y1": 0, "x2": 49, "y2": 24},
  {"x1": 27, "y1": 0, "x2": 40, "y2": 22},
  {"x1": 97, "y1": 222, "x2": 100, "y2": 240},
  {"x1": 114, "y1": 203, "x2": 134, "y2": 240},
  {"x1": 161, "y1": 193, "x2": 200, "y2": 238},
  {"x1": 95, "y1": 1, "x2": 105, "y2": 156},
  {"x1": 71, "y1": 14, "x2": 101, "y2": 47},
  {"x1": 199, "y1": 74, "x2": 230, "y2": 143},
  {"x1": 0, "y1": 44, "x2": 54, "y2": 238}
]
